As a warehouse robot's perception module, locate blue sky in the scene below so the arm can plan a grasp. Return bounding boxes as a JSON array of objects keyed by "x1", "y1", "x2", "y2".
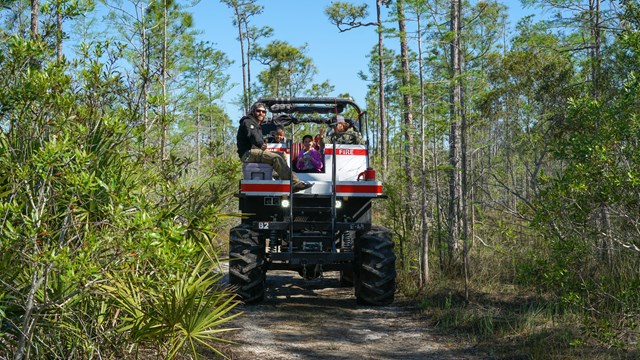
[{"x1": 191, "y1": 1, "x2": 537, "y2": 120}]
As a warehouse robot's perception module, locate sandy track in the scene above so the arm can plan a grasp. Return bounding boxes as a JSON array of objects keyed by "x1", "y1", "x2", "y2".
[{"x1": 224, "y1": 270, "x2": 485, "y2": 360}]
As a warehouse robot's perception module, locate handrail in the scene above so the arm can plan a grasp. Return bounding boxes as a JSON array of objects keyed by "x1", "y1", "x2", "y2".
[{"x1": 331, "y1": 140, "x2": 337, "y2": 253}]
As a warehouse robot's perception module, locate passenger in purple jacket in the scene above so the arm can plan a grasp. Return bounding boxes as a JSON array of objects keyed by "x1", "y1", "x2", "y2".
[{"x1": 296, "y1": 135, "x2": 324, "y2": 173}]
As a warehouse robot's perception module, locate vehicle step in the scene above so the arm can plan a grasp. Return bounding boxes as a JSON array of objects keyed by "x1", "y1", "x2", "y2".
[
  {"x1": 290, "y1": 222, "x2": 332, "y2": 231},
  {"x1": 292, "y1": 230, "x2": 332, "y2": 237},
  {"x1": 291, "y1": 206, "x2": 333, "y2": 212}
]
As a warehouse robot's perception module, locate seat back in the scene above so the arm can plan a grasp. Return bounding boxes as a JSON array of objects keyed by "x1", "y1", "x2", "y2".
[{"x1": 242, "y1": 163, "x2": 273, "y2": 180}]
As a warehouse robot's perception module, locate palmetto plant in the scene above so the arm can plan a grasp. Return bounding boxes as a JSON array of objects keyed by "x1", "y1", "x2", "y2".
[{"x1": 101, "y1": 258, "x2": 240, "y2": 359}]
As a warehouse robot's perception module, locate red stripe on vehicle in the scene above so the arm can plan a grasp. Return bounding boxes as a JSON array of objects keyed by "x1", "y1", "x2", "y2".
[
  {"x1": 324, "y1": 149, "x2": 368, "y2": 156},
  {"x1": 241, "y1": 183, "x2": 291, "y2": 192},
  {"x1": 336, "y1": 184, "x2": 383, "y2": 193}
]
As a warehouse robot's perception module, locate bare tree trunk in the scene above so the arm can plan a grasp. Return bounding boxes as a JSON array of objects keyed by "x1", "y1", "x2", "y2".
[
  {"x1": 208, "y1": 85, "x2": 216, "y2": 157},
  {"x1": 376, "y1": 0, "x2": 388, "y2": 173},
  {"x1": 599, "y1": 205, "x2": 613, "y2": 263},
  {"x1": 433, "y1": 106, "x2": 444, "y2": 271},
  {"x1": 448, "y1": 0, "x2": 462, "y2": 262},
  {"x1": 239, "y1": 11, "x2": 249, "y2": 112},
  {"x1": 15, "y1": 184, "x2": 49, "y2": 360},
  {"x1": 371, "y1": 107, "x2": 380, "y2": 159},
  {"x1": 161, "y1": 0, "x2": 168, "y2": 161},
  {"x1": 230, "y1": 4, "x2": 248, "y2": 113},
  {"x1": 470, "y1": 150, "x2": 476, "y2": 249},
  {"x1": 461, "y1": 55, "x2": 470, "y2": 302},
  {"x1": 588, "y1": 0, "x2": 611, "y2": 264},
  {"x1": 416, "y1": 11, "x2": 429, "y2": 287},
  {"x1": 590, "y1": 0, "x2": 601, "y2": 97},
  {"x1": 397, "y1": 0, "x2": 415, "y2": 197},
  {"x1": 196, "y1": 73, "x2": 201, "y2": 170},
  {"x1": 142, "y1": 6, "x2": 149, "y2": 157},
  {"x1": 56, "y1": 0, "x2": 62, "y2": 62},
  {"x1": 397, "y1": 0, "x2": 417, "y2": 275},
  {"x1": 244, "y1": 14, "x2": 253, "y2": 106},
  {"x1": 30, "y1": 0, "x2": 38, "y2": 39},
  {"x1": 15, "y1": 268, "x2": 44, "y2": 360}
]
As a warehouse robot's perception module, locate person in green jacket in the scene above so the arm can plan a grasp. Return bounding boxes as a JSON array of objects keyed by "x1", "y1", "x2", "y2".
[{"x1": 317, "y1": 114, "x2": 365, "y2": 147}]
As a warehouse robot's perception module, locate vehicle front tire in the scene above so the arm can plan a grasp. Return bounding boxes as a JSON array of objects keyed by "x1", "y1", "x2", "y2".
[
  {"x1": 229, "y1": 224, "x2": 265, "y2": 303},
  {"x1": 354, "y1": 226, "x2": 396, "y2": 305}
]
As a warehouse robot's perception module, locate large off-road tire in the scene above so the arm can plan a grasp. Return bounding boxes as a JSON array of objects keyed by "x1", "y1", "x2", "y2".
[
  {"x1": 229, "y1": 224, "x2": 265, "y2": 303},
  {"x1": 354, "y1": 226, "x2": 396, "y2": 305}
]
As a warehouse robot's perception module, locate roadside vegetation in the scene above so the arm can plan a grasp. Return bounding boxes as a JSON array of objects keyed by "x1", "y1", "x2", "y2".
[{"x1": 0, "y1": 37, "x2": 242, "y2": 357}]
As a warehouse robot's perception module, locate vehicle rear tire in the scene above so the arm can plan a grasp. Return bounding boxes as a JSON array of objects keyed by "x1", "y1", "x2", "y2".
[
  {"x1": 354, "y1": 226, "x2": 396, "y2": 305},
  {"x1": 229, "y1": 224, "x2": 265, "y2": 303}
]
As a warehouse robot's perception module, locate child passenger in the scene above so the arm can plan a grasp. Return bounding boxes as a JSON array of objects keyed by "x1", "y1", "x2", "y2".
[{"x1": 296, "y1": 134, "x2": 323, "y2": 173}]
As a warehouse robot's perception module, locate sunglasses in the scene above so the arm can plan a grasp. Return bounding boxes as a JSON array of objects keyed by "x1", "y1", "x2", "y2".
[{"x1": 255, "y1": 109, "x2": 266, "y2": 114}]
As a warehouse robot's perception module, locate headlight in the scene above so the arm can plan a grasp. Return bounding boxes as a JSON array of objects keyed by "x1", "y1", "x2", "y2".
[
  {"x1": 281, "y1": 199, "x2": 290, "y2": 208},
  {"x1": 335, "y1": 200, "x2": 342, "y2": 209}
]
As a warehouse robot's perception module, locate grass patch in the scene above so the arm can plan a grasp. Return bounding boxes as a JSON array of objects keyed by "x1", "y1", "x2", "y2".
[{"x1": 414, "y1": 281, "x2": 638, "y2": 359}]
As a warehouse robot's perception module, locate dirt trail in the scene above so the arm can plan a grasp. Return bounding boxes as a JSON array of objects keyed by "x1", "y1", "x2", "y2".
[{"x1": 223, "y1": 270, "x2": 486, "y2": 360}]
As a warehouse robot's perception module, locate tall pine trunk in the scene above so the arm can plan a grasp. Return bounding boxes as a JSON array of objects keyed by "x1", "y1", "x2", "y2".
[
  {"x1": 196, "y1": 73, "x2": 202, "y2": 169},
  {"x1": 397, "y1": 0, "x2": 416, "y2": 274},
  {"x1": 142, "y1": 7, "x2": 149, "y2": 157},
  {"x1": 460, "y1": 53, "x2": 470, "y2": 301},
  {"x1": 448, "y1": 0, "x2": 463, "y2": 263},
  {"x1": 238, "y1": 11, "x2": 248, "y2": 112},
  {"x1": 377, "y1": 0, "x2": 388, "y2": 173},
  {"x1": 30, "y1": 0, "x2": 38, "y2": 39},
  {"x1": 244, "y1": 15, "x2": 253, "y2": 107},
  {"x1": 397, "y1": 0, "x2": 415, "y2": 198},
  {"x1": 416, "y1": 11, "x2": 429, "y2": 286},
  {"x1": 160, "y1": 0, "x2": 168, "y2": 161},
  {"x1": 56, "y1": 0, "x2": 62, "y2": 62}
]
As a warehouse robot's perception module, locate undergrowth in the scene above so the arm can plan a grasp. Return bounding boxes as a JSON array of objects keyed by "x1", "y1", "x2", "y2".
[{"x1": 398, "y1": 246, "x2": 639, "y2": 360}]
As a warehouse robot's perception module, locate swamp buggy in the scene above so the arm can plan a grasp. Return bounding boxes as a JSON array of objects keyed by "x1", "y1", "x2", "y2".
[{"x1": 229, "y1": 97, "x2": 396, "y2": 305}]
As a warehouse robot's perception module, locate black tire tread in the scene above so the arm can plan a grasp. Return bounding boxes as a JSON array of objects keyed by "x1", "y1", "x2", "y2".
[
  {"x1": 354, "y1": 226, "x2": 396, "y2": 305},
  {"x1": 229, "y1": 224, "x2": 265, "y2": 303}
]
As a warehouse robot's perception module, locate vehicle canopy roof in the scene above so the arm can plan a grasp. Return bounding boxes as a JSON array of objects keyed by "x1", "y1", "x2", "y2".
[{"x1": 255, "y1": 97, "x2": 365, "y2": 132}]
